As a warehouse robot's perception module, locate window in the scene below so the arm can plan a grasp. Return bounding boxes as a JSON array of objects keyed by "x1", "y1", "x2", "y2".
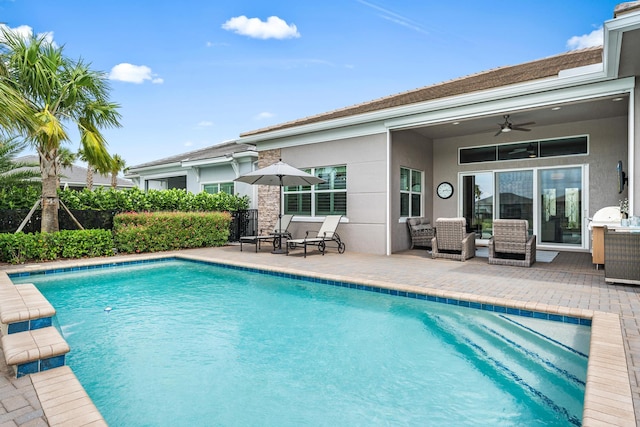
[
  {"x1": 203, "y1": 182, "x2": 234, "y2": 194},
  {"x1": 400, "y1": 167, "x2": 422, "y2": 217},
  {"x1": 284, "y1": 165, "x2": 346, "y2": 216},
  {"x1": 459, "y1": 136, "x2": 588, "y2": 164}
]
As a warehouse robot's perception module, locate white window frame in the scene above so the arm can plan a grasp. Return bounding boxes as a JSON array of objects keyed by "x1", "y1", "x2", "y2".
[
  {"x1": 400, "y1": 167, "x2": 423, "y2": 218},
  {"x1": 202, "y1": 181, "x2": 235, "y2": 195},
  {"x1": 283, "y1": 165, "x2": 347, "y2": 217}
]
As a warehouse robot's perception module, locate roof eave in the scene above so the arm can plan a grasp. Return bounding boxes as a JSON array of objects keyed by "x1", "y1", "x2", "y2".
[{"x1": 238, "y1": 65, "x2": 610, "y2": 145}]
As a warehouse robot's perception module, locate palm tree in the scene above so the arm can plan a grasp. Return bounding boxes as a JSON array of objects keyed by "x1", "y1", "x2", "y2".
[
  {"x1": 0, "y1": 53, "x2": 35, "y2": 133},
  {"x1": 109, "y1": 154, "x2": 126, "y2": 188},
  {"x1": 77, "y1": 148, "x2": 96, "y2": 190},
  {"x1": 0, "y1": 137, "x2": 39, "y2": 186},
  {"x1": 55, "y1": 147, "x2": 76, "y2": 188},
  {"x1": 0, "y1": 28, "x2": 121, "y2": 232}
]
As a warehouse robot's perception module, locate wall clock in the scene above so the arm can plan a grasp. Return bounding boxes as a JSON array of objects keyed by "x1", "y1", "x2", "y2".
[{"x1": 437, "y1": 182, "x2": 454, "y2": 199}]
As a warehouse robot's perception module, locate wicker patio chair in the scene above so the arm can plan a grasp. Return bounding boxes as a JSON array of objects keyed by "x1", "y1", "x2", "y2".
[
  {"x1": 406, "y1": 217, "x2": 434, "y2": 249},
  {"x1": 488, "y1": 219, "x2": 536, "y2": 267},
  {"x1": 604, "y1": 226, "x2": 640, "y2": 285},
  {"x1": 431, "y1": 217, "x2": 475, "y2": 261}
]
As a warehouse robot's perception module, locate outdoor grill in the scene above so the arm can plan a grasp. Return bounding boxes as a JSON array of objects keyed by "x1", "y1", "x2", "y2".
[
  {"x1": 589, "y1": 206, "x2": 622, "y2": 268},
  {"x1": 589, "y1": 206, "x2": 621, "y2": 228}
]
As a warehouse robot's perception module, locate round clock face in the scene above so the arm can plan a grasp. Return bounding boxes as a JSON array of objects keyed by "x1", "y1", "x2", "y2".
[{"x1": 437, "y1": 182, "x2": 454, "y2": 199}]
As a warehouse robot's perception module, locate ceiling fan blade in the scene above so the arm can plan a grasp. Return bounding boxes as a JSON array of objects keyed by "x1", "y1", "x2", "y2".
[
  {"x1": 511, "y1": 127, "x2": 531, "y2": 132},
  {"x1": 513, "y1": 121, "x2": 536, "y2": 127},
  {"x1": 494, "y1": 129, "x2": 503, "y2": 136}
]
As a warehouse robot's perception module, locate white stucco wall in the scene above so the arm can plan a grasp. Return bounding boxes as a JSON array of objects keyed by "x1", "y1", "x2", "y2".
[
  {"x1": 281, "y1": 133, "x2": 388, "y2": 255},
  {"x1": 390, "y1": 129, "x2": 433, "y2": 253}
]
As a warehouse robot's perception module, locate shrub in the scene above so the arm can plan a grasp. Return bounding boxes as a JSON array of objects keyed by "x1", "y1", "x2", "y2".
[
  {"x1": 0, "y1": 229, "x2": 115, "y2": 264},
  {"x1": 57, "y1": 187, "x2": 249, "y2": 212},
  {"x1": 113, "y1": 211, "x2": 231, "y2": 254}
]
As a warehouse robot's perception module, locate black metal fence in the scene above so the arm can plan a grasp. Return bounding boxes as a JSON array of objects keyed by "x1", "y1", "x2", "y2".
[
  {"x1": 229, "y1": 209, "x2": 258, "y2": 241},
  {"x1": 0, "y1": 209, "x2": 259, "y2": 242},
  {"x1": 0, "y1": 209, "x2": 117, "y2": 234}
]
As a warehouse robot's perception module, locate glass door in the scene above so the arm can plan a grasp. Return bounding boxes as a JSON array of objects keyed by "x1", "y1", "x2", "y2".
[
  {"x1": 462, "y1": 172, "x2": 493, "y2": 238},
  {"x1": 496, "y1": 170, "x2": 534, "y2": 234},
  {"x1": 539, "y1": 167, "x2": 582, "y2": 245}
]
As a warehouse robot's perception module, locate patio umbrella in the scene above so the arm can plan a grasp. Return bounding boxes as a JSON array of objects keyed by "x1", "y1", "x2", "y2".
[{"x1": 235, "y1": 159, "x2": 325, "y2": 253}]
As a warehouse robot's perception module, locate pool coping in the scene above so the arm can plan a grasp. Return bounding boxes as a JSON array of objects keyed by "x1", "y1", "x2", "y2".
[{"x1": 1, "y1": 253, "x2": 635, "y2": 426}]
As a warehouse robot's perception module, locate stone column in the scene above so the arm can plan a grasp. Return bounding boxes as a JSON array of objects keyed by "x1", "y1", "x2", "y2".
[{"x1": 257, "y1": 149, "x2": 281, "y2": 232}]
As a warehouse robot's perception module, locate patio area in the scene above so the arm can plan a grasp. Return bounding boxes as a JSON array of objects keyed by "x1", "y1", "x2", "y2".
[{"x1": 1, "y1": 245, "x2": 639, "y2": 425}]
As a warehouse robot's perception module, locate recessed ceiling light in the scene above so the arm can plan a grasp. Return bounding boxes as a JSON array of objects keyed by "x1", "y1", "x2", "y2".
[
  {"x1": 612, "y1": 97, "x2": 624, "y2": 102},
  {"x1": 452, "y1": 122, "x2": 460, "y2": 125},
  {"x1": 551, "y1": 107, "x2": 561, "y2": 111}
]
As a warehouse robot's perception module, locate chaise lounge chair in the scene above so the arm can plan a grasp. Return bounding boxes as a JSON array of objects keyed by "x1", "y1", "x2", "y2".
[
  {"x1": 286, "y1": 215, "x2": 346, "y2": 258},
  {"x1": 488, "y1": 219, "x2": 536, "y2": 267},
  {"x1": 240, "y1": 214, "x2": 293, "y2": 252},
  {"x1": 431, "y1": 217, "x2": 476, "y2": 261}
]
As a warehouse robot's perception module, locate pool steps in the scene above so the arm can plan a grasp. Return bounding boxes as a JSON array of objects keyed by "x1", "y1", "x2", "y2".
[
  {"x1": 0, "y1": 283, "x2": 70, "y2": 378},
  {"x1": 0, "y1": 278, "x2": 106, "y2": 426},
  {"x1": 0, "y1": 283, "x2": 56, "y2": 335}
]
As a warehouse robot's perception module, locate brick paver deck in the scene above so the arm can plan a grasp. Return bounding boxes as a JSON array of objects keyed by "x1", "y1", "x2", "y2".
[{"x1": 1, "y1": 245, "x2": 639, "y2": 425}]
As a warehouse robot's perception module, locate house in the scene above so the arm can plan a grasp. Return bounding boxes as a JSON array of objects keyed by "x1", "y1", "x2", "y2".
[
  {"x1": 231, "y1": 2, "x2": 640, "y2": 255},
  {"x1": 125, "y1": 141, "x2": 259, "y2": 207},
  {"x1": 15, "y1": 155, "x2": 134, "y2": 190},
  {"x1": 126, "y1": 3, "x2": 640, "y2": 256}
]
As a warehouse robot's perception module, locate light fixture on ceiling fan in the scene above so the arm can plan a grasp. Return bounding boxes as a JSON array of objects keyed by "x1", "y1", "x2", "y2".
[{"x1": 494, "y1": 115, "x2": 535, "y2": 136}]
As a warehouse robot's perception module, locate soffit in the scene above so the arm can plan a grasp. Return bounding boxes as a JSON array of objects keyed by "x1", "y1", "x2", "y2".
[{"x1": 403, "y1": 94, "x2": 629, "y2": 140}]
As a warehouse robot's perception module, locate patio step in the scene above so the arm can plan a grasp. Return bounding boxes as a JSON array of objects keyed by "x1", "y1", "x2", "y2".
[
  {"x1": 1, "y1": 326, "x2": 70, "y2": 377},
  {"x1": 0, "y1": 283, "x2": 56, "y2": 335},
  {"x1": 31, "y1": 366, "x2": 107, "y2": 426}
]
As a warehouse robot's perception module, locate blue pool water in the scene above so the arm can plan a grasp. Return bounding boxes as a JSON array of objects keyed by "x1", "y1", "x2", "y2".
[{"x1": 12, "y1": 259, "x2": 589, "y2": 426}]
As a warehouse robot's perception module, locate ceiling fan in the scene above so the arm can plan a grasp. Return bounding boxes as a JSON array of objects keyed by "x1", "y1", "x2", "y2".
[{"x1": 494, "y1": 115, "x2": 535, "y2": 136}]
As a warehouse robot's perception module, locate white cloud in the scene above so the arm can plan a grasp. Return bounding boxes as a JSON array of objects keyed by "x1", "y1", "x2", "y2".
[
  {"x1": 222, "y1": 16, "x2": 300, "y2": 40},
  {"x1": 197, "y1": 121, "x2": 214, "y2": 127},
  {"x1": 254, "y1": 112, "x2": 275, "y2": 120},
  {"x1": 109, "y1": 63, "x2": 163, "y2": 84},
  {"x1": 567, "y1": 26, "x2": 603, "y2": 50},
  {"x1": 184, "y1": 141, "x2": 193, "y2": 147},
  {"x1": 0, "y1": 24, "x2": 55, "y2": 45}
]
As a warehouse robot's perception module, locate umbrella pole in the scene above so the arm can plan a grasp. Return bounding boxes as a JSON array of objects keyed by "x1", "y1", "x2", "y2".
[{"x1": 273, "y1": 175, "x2": 286, "y2": 254}]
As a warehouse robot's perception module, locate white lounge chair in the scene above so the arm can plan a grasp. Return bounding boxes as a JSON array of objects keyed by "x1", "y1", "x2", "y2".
[
  {"x1": 287, "y1": 215, "x2": 346, "y2": 257},
  {"x1": 240, "y1": 214, "x2": 293, "y2": 252}
]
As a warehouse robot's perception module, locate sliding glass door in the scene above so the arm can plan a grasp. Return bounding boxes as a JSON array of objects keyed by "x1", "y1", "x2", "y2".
[
  {"x1": 461, "y1": 166, "x2": 584, "y2": 247},
  {"x1": 539, "y1": 167, "x2": 582, "y2": 245}
]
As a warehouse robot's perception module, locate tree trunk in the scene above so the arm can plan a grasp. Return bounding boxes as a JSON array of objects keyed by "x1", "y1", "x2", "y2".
[
  {"x1": 40, "y1": 149, "x2": 60, "y2": 233},
  {"x1": 111, "y1": 172, "x2": 117, "y2": 188},
  {"x1": 86, "y1": 167, "x2": 94, "y2": 190}
]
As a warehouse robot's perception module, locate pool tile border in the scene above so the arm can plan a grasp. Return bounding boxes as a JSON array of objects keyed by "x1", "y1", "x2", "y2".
[
  {"x1": 3, "y1": 253, "x2": 636, "y2": 426},
  {"x1": 9, "y1": 256, "x2": 591, "y2": 326}
]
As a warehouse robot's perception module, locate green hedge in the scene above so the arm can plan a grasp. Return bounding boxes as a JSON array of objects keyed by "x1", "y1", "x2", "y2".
[
  {"x1": 59, "y1": 187, "x2": 249, "y2": 212},
  {"x1": 113, "y1": 211, "x2": 231, "y2": 254},
  {"x1": 0, "y1": 211, "x2": 233, "y2": 263},
  {"x1": 0, "y1": 186, "x2": 250, "y2": 212},
  {"x1": 0, "y1": 229, "x2": 115, "y2": 264}
]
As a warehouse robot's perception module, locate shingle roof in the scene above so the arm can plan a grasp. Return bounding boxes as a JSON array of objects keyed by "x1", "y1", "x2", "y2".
[
  {"x1": 14, "y1": 155, "x2": 134, "y2": 188},
  {"x1": 128, "y1": 140, "x2": 256, "y2": 170},
  {"x1": 240, "y1": 47, "x2": 603, "y2": 137}
]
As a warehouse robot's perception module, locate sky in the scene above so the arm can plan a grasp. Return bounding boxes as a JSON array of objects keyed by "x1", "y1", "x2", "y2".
[{"x1": 0, "y1": 0, "x2": 623, "y2": 168}]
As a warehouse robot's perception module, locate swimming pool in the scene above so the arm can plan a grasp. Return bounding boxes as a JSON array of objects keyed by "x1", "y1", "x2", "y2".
[{"x1": 12, "y1": 259, "x2": 589, "y2": 426}]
